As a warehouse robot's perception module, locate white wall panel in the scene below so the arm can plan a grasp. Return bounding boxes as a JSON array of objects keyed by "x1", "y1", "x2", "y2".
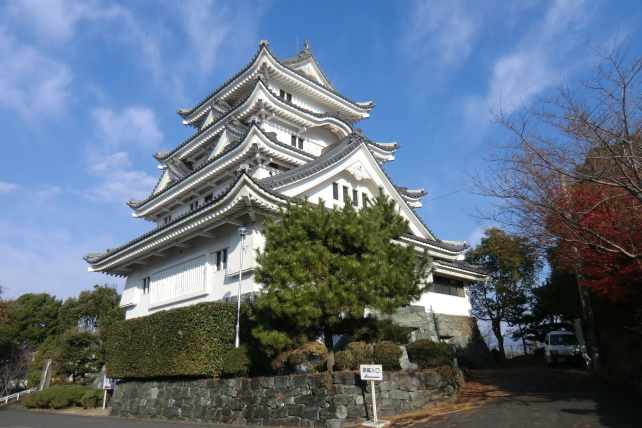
[{"x1": 150, "y1": 255, "x2": 206, "y2": 306}]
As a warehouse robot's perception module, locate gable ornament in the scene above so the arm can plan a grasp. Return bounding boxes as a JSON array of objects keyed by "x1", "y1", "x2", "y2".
[{"x1": 347, "y1": 161, "x2": 370, "y2": 181}]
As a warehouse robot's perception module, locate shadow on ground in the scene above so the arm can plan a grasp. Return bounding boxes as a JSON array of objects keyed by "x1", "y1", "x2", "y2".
[{"x1": 385, "y1": 357, "x2": 642, "y2": 428}]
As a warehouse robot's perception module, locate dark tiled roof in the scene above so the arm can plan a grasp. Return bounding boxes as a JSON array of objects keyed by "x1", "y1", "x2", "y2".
[
  {"x1": 280, "y1": 44, "x2": 336, "y2": 92},
  {"x1": 260, "y1": 133, "x2": 364, "y2": 189},
  {"x1": 178, "y1": 42, "x2": 374, "y2": 119},
  {"x1": 86, "y1": 169, "x2": 290, "y2": 265},
  {"x1": 433, "y1": 259, "x2": 486, "y2": 276},
  {"x1": 127, "y1": 125, "x2": 315, "y2": 210},
  {"x1": 158, "y1": 78, "x2": 353, "y2": 162},
  {"x1": 401, "y1": 233, "x2": 468, "y2": 253}
]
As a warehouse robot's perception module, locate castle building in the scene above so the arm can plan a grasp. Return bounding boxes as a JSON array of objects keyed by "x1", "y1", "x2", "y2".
[{"x1": 84, "y1": 41, "x2": 489, "y2": 365}]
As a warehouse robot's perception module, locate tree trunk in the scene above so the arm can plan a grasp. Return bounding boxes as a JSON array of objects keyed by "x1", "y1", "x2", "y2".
[
  {"x1": 575, "y1": 268, "x2": 602, "y2": 369},
  {"x1": 492, "y1": 318, "x2": 506, "y2": 360},
  {"x1": 324, "y1": 329, "x2": 335, "y2": 373}
]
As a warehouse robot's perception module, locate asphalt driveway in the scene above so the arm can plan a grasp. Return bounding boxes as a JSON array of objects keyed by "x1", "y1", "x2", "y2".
[{"x1": 389, "y1": 367, "x2": 642, "y2": 428}]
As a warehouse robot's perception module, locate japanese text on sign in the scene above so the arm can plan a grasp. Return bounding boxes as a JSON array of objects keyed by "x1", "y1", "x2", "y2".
[
  {"x1": 360, "y1": 364, "x2": 383, "y2": 381},
  {"x1": 103, "y1": 377, "x2": 115, "y2": 390}
]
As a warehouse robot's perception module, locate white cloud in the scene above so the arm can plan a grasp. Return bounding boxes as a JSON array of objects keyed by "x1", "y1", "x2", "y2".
[
  {"x1": 463, "y1": 0, "x2": 590, "y2": 131},
  {"x1": 0, "y1": 27, "x2": 73, "y2": 120},
  {"x1": 85, "y1": 152, "x2": 157, "y2": 204},
  {"x1": 92, "y1": 107, "x2": 164, "y2": 150},
  {"x1": 467, "y1": 226, "x2": 486, "y2": 248},
  {"x1": 400, "y1": 0, "x2": 479, "y2": 67},
  {"x1": 0, "y1": 182, "x2": 19, "y2": 194},
  {"x1": 35, "y1": 186, "x2": 63, "y2": 198}
]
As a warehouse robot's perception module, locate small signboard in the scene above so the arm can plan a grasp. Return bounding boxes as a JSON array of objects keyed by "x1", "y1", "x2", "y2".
[
  {"x1": 360, "y1": 364, "x2": 383, "y2": 381},
  {"x1": 103, "y1": 377, "x2": 115, "y2": 390}
]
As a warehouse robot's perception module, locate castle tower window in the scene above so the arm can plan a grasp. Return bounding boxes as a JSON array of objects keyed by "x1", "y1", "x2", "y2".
[
  {"x1": 343, "y1": 186, "x2": 349, "y2": 200},
  {"x1": 215, "y1": 249, "x2": 228, "y2": 271},
  {"x1": 140, "y1": 277, "x2": 150, "y2": 295},
  {"x1": 291, "y1": 135, "x2": 304, "y2": 149},
  {"x1": 362, "y1": 193, "x2": 369, "y2": 207},
  {"x1": 190, "y1": 200, "x2": 199, "y2": 210},
  {"x1": 352, "y1": 189, "x2": 358, "y2": 206},
  {"x1": 332, "y1": 183, "x2": 339, "y2": 200},
  {"x1": 164, "y1": 215, "x2": 172, "y2": 224}
]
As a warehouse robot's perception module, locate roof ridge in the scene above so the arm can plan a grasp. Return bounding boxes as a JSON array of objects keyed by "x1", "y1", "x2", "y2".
[
  {"x1": 127, "y1": 125, "x2": 315, "y2": 211},
  {"x1": 87, "y1": 168, "x2": 290, "y2": 265}
]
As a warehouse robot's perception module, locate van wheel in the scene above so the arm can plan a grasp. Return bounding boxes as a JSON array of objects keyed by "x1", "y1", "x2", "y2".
[{"x1": 547, "y1": 362, "x2": 555, "y2": 368}]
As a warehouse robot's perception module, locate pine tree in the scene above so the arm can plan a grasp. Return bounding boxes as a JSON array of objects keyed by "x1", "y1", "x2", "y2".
[{"x1": 253, "y1": 192, "x2": 429, "y2": 371}]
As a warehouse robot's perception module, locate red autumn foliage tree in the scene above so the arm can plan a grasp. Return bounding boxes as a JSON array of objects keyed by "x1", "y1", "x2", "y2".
[{"x1": 548, "y1": 181, "x2": 642, "y2": 298}]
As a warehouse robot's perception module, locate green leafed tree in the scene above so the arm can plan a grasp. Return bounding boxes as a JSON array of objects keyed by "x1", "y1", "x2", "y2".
[
  {"x1": 11, "y1": 293, "x2": 62, "y2": 346},
  {"x1": 59, "y1": 284, "x2": 124, "y2": 333},
  {"x1": 253, "y1": 193, "x2": 430, "y2": 371},
  {"x1": 465, "y1": 228, "x2": 541, "y2": 360}
]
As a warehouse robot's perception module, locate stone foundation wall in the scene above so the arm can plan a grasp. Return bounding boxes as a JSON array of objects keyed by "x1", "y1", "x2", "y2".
[
  {"x1": 387, "y1": 306, "x2": 493, "y2": 368},
  {"x1": 108, "y1": 369, "x2": 464, "y2": 427}
]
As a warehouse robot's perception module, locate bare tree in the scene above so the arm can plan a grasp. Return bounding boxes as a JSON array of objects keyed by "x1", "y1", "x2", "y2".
[
  {"x1": 470, "y1": 41, "x2": 642, "y2": 269},
  {"x1": 0, "y1": 344, "x2": 32, "y2": 397}
]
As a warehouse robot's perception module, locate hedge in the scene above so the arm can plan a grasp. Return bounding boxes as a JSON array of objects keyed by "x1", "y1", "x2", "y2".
[
  {"x1": 406, "y1": 339, "x2": 455, "y2": 369},
  {"x1": 103, "y1": 302, "x2": 255, "y2": 378},
  {"x1": 373, "y1": 340, "x2": 402, "y2": 370},
  {"x1": 22, "y1": 385, "x2": 100, "y2": 409}
]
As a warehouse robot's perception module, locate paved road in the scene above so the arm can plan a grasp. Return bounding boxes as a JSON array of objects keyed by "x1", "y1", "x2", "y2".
[
  {"x1": 0, "y1": 410, "x2": 224, "y2": 428},
  {"x1": 397, "y1": 367, "x2": 642, "y2": 428}
]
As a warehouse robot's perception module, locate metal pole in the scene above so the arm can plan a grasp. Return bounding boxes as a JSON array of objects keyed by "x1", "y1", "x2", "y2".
[
  {"x1": 103, "y1": 389, "x2": 107, "y2": 410},
  {"x1": 235, "y1": 233, "x2": 245, "y2": 348},
  {"x1": 371, "y1": 380, "x2": 377, "y2": 423}
]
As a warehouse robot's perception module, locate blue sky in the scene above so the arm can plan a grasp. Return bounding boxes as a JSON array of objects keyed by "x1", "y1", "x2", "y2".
[{"x1": 1, "y1": 0, "x2": 641, "y2": 300}]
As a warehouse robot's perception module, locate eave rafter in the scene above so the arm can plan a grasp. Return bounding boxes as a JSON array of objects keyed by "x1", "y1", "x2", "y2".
[
  {"x1": 132, "y1": 126, "x2": 314, "y2": 219},
  {"x1": 88, "y1": 173, "x2": 287, "y2": 275}
]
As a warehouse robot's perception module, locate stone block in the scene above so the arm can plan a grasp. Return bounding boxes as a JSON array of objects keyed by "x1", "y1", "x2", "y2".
[
  {"x1": 302, "y1": 406, "x2": 320, "y2": 420},
  {"x1": 283, "y1": 387, "x2": 302, "y2": 397},
  {"x1": 295, "y1": 395, "x2": 318, "y2": 405},
  {"x1": 246, "y1": 418, "x2": 264, "y2": 426},
  {"x1": 193, "y1": 405, "x2": 206, "y2": 419},
  {"x1": 253, "y1": 405, "x2": 271, "y2": 419},
  {"x1": 287, "y1": 416, "x2": 302, "y2": 426},
  {"x1": 325, "y1": 418, "x2": 346, "y2": 428},
  {"x1": 274, "y1": 376, "x2": 291, "y2": 389},
  {"x1": 377, "y1": 380, "x2": 397, "y2": 391},
  {"x1": 332, "y1": 395, "x2": 352, "y2": 406},
  {"x1": 267, "y1": 418, "x2": 288, "y2": 426},
  {"x1": 342, "y1": 385, "x2": 363, "y2": 395},
  {"x1": 332, "y1": 372, "x2": 356, "y2": 385},
  {"x1": 260, "y1": 377, "x2": 275, "y2": 389},
  {"x1": 388, "y1": 390, "x2": 410, "y2": 400},
  {"x1": 293, "y1": 375, "x2": 309, "y2": 389},
  {"x1": 309, "y1": 374, "x2": 332, "y2": 390},
  {"x1": 354, "y1": 395, "x2": 364, "y2": 405},
  {"x1": 346, "y1": 405, "x2": 366, "y2": 418},
  {"x1": 380, "y1": 399, "x2": 400, "y2": 410},
  {"x1": 393, "y1": 373, "x2": 418, "y2": 391},
  {"x1": 288, "y1": 404, "x2": 305, "y2": 417},
  {"x1": 273, "y1": 405, "x2": 289, "y2": 418}
]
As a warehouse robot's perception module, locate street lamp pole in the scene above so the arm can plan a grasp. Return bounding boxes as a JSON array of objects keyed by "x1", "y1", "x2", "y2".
[{"x1": 235, "y1": 227, "x2": 247, "y2": 348}]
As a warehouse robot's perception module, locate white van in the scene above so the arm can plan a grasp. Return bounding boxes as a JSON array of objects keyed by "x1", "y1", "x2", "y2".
[{"x1": 545, "y1": 331, "x2": 582, "y2": 366}]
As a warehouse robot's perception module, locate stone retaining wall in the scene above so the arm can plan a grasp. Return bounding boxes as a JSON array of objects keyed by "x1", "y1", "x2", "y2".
[{"x1": 108, "y1": 369, "x2": 464, "y2": 427}]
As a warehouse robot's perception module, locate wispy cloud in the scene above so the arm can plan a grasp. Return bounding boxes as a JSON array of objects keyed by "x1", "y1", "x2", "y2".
[
  {"x1": 0, "y1": 27, "x2": 73, "y2": 120},
  {"x1": 92, "y1": 107, "x2": 164, "y2": 150},
  {"x1": 0, "y1": 182, "x2": 19, "y2": 194},
  {"x1": 85, "y1": 151, "x2": 157, "y2": 204},
  {"x1": 466, "y1": 0, "x2": 590, "y2": 126},
  {"x1": 399, "y1": 0, "x2": 479, "y2": 68}
]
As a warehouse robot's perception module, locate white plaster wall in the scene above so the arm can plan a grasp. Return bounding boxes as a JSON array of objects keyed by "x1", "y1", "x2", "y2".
[{"x1": 414, "y1": 291, "x2": 472, "y2": 317}]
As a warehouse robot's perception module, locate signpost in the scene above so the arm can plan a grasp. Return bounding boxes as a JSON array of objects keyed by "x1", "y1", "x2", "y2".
[
  {"x1": 102, "y1": 375, "x2": 115, "y2": 410},
  {"x1": 360, "y1": 364, "x2": 389, "y2": 427}
]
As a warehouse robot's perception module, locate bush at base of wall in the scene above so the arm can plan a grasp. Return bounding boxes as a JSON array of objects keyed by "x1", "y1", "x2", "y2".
[
  {"x1": 22, "y1": 385, "x2": 105, "y2": 409},
  {"x1": 103, "y1": 302, "x2": 255, "y2": 379}
]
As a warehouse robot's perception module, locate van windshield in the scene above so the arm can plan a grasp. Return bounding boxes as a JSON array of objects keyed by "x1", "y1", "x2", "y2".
[{"x1": 550, "y1": 334, "x2": 578, "y2": 345}]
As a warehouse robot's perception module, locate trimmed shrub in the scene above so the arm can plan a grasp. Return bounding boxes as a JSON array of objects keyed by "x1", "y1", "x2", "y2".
[
  {"x1": 406, "y1": 339, "x2": 456, "y2": 369},
  {"x1": 346, "y1": 341, "x2": 372, "y2": 369},
  {"x1": 373, "y1": 340, "x2": 402, "y2": 370},
  {"x1": 103, "y1": 302, "x2": 255, "y2": 378},
  {"x1": 81, "y1": 389, "x2": 108, "y2": 408},
  {"x1": 288, "y1": 342, "x2": 328, "y2": 373},
  {"x1": 334, "y1": 350, "x2": 353, "y2": 371},
  {"x1": 222, "y1": 346, "x2": 251, "y2": 377},
  {"x1": 22, "y1": 385, "x2": 98, "y2": 409}
]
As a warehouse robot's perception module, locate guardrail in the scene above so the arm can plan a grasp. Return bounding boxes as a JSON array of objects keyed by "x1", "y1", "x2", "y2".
[{"x1": 0, "y1": 387, "x2": 38, "y2": 405}]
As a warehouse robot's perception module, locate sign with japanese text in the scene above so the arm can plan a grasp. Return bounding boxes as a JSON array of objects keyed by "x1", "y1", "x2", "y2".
[
  {"x1": 360, "y1": 364, "x2": 383, "y2": 381},
  {"x1": 103, "y1": 377, "x2": 115, "y2": 390}
]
